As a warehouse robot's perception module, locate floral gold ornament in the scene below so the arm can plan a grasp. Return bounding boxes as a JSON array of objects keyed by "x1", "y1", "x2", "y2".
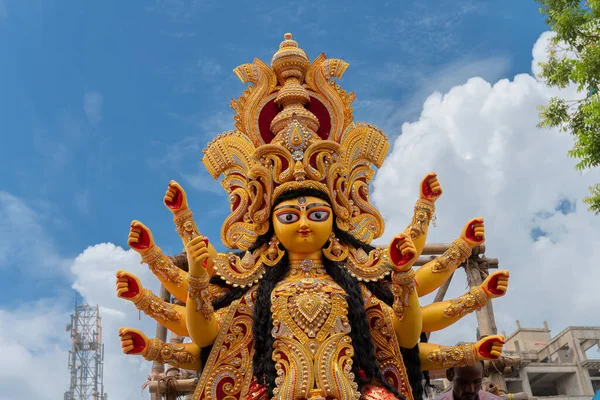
[
  {"x1": 115, "y1": 33, "x2": 513, "y2": 400},
  {"x1": 188, "y1": 273, "x2": 214, "y2": 321},
  {"x1": 260, "y1": 235, "x2": 285, "y2": 266},
  {"x1": 321, "y1": 232, "x2": 349, "y2": 262}
]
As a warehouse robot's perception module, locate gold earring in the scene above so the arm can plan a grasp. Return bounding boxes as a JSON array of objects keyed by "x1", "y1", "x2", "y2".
[
  {"x1": 260, "y1": 235, "x2": 285, "y2": 266},
  {"x1": 322, "y1": 232, "x2": 348, "y2": 262}
]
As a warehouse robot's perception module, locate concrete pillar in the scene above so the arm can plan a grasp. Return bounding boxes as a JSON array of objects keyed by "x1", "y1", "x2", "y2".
[
  {"x1": 519, "y1": 368, "x2": 533, "y2": 397},
  {"x1": 568, "y1": 331, "x2": 595, "y2": 396}
]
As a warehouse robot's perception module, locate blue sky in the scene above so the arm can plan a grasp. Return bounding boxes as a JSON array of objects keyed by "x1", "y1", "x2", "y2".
[
  {"x1": 5, "y1": 1, "x2": 600, "y2": 398},
  {"x1": 0, "y1": 0, "x2": 550, "y2": 306}
]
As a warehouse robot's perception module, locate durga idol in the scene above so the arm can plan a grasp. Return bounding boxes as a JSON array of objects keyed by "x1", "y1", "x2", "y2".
[{"x1": 115, "y1": 33, "x2": 510, "y2": 400}]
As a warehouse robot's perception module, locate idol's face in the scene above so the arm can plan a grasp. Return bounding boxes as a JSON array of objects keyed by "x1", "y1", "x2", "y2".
[{"x1": 272, "y1": 196, "x2": 333, "y2": 255}]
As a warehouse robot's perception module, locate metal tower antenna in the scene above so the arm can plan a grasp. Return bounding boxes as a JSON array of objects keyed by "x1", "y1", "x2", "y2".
[{"x1": 64, "y1": 304, "x2": 108, "y2": 400}]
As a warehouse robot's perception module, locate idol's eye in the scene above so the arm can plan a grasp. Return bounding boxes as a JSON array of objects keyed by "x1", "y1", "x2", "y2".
[
  {"x1": 276, "y1": 212, "x2": 299, "y2": 224},
  {"x1": 308, "y1": 210, "x2": 330, "y2": 222}
]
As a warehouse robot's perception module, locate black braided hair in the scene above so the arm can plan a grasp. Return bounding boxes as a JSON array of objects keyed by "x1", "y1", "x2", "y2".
[
  {"x1": 333, "y1": 227, "x2": 424, "y2": 400},
  {"x1": 323, "y1": 256, "x2": 402, "y2": 398}
]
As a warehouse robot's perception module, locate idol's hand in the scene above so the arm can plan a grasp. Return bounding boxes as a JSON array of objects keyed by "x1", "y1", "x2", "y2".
[
  {"x1": 128, "y1": 221, "x2": 156, "y2": 255},
  {"x1": 118, "y1": 328, "x2": 149, "y2": 356},
  {"x1": 460, "y1": 218, "x2": 485, "y2": 248},
  {"x1": 480, "y1": 270, "x2": 510, "y2": 300},
  {"x1": 419, "y1": 172, "x2": 442, "y2": 203},
  {"x1": 389, "y1": 234, "x2": 418, "y2": 272},
  {"x1": 164, "y1": 180, "x2": 189, "y2": 214},
  {"x1": 474, "y1": 335, "x2": 504, "y2": 361},
  {"x1": 186, "y1": 235, "x2": 210, "y2": 276},
  {"x1": 115, "y1": 270, "x2": 143, "y2": 302}
]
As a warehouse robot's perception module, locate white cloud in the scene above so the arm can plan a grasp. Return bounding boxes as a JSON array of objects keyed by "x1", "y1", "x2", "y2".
[
  {"x1": 0, "y1": 192, "x2": 70, "y2": 275},
  {"x1": 0, "y1": 301, "x2": 71, "y2": 398},
  {"x1": 70, "y1": 243, "x2": 162, "y2": 399},
  {"x1": 84, "y1": 91, "x2": 103, "y2": 125},
  {"x1": 0, "y1": 240, "x2": 163, "y2": 399},
  {"x1": 372, "y1": 32, "x2": 599, "y2": 346},
  {"x1": 354, "y1": 55, "x2": 512, "y2": 133}
]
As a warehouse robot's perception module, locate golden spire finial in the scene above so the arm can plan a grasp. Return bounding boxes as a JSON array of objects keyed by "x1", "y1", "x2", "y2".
[{"x1": 270, "y1": 33, "x2": 319, "y2": 137}]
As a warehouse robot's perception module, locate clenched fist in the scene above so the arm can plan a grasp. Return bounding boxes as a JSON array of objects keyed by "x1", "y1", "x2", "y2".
[
  {"x1": 460, "y1": 218, "x2": 485, "y2": 248},
  {"x1": 164, "y1": 180, "x2": 189, "y2": 214},
  {"x1": 389, "y1": 234, "x2": 418, "y2": 272},
  {"x1": 481, "y1": 270, "x2": 510, "y2": 299},
  {"x1": 128, "y1": 221, "x2": 155, "y2": 255},
  {"x1": 419, "y1": 172, "x2": 442, "y2": 203},
  {"x1": 186, "y1": 235, "x2": 210, "y2": 275},
  {"x1": 118, "y1": 328, "x2": 149, "y2": 356},
  {"x1": 474, "y1": 334, "x2": 504, "y2": 360},
  {"x1": 116, "y1": 270, "x2": 143, "y2": 301}
]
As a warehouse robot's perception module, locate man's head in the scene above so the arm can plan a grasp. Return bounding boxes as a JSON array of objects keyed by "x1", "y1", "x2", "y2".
[{"x1": 446, "y1": 361, "x2": 484, "y2": 400}]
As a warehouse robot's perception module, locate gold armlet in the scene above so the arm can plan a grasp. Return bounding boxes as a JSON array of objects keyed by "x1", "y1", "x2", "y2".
[
  {"x1": 391, "y1": 268, "x2": 416, "y2": 320},
  {"x1": 133, "y1": 289, "x2": 182, "y2": 324},
  {"x1": 143, "y1": 338, "x2": 198, "y2": 367},
  {"x1": 426, "y1": 344, "x2": 477, "y2": 368},
  {"x1": 141, "y1": 246, "x2": 183, "y2": 286},
  {"x1": 443, "y1": 286, "x2": 488, "y2": 319},
  {"x1": 188, "y1": 274, "x2": 214, "y2": 321},
  {"x1": 173, "y1": 209, "x2": 200, "y2": 243},
  {"x1": 431, "y1": 238, "x2": 472, "y2": 273},
  {"x1": 406, "y1": 199, "x2": 436, "y2": 239}
]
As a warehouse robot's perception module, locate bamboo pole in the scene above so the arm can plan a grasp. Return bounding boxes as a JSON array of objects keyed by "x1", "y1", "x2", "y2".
[
  {"x1": 150, "y1": 285, "x2": 171, "y2": 400},
  {"x1": 149, "y1": 379, "x2": 198, "y2": 394},
  {"x1": 376, "y1": 243, "x2": 486, "y2": 256},
  {"x1": 465, "y1": 261, "x2": 505, "y2": 391}
]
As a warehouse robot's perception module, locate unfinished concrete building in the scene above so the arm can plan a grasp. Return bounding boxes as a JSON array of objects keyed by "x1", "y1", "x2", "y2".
[{"x1": 502, "y1": 322, "x2": 600, "y2": 399}]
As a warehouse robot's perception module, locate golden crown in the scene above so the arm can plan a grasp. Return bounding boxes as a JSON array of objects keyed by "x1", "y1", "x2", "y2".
[{"x1": 202, "y1": 33, "x2": 390, "y2": 251}]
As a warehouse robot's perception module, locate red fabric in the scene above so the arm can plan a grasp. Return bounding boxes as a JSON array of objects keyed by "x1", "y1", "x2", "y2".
[
  {"x1": 361, "y1": 384, "x2": 400, "y2": 400},
  {"x1": 243, "y1": 379, "x2": 267, "y2": 400}
]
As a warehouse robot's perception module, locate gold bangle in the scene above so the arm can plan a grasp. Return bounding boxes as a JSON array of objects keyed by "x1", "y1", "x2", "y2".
[
  {"x1": 133, "y1": 289, "x2": 182, "y2": 324},
  {"x1": 471, "y1": 286, "x2": 488, "y2": 308},
  {"x1": 143, "y1": 338, "x2": 197, "y2": 367},
  {"x1": 188, "y1": 274, "x2": 213, "y2": 321},
  {"x1": 431, "y1": 238, "x2": 472, "y2": 273},
  {"x1": 427, "y1": 343, "x2": 477, "y2": 368},
  {"x1": 173, "y1": 209, "x2": 200, "y2": 243},
  {"x1": 391, "y1": 269, "x2": 416, "y2": 320},
  {"x1": 406, "y1": 199, "x2": 436, "y2": 239},
  {"x1": 143, "y1": 338, "x2": 161, "y2": 361},
  {"x1": 141, "y1": 246, "x2": 183, "y2": 286},
  {"x1": 443, "y1": 287, "x2": 487, "y2": 319}
]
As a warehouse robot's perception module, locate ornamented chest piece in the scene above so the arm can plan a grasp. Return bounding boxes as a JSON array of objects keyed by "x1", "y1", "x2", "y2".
[{"x1": 300, "y1": 259, "x2": 313, "y2": 272}]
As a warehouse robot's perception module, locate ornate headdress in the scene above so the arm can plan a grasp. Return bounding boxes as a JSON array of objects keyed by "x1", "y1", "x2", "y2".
[{"x1": 203, "y1": 33, "x2": 389, "y2": 252}]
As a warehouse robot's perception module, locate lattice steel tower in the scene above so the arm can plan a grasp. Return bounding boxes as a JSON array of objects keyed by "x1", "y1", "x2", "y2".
[{"x1": 64, "y1": 304, "x2": 107, "y2": 400}]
